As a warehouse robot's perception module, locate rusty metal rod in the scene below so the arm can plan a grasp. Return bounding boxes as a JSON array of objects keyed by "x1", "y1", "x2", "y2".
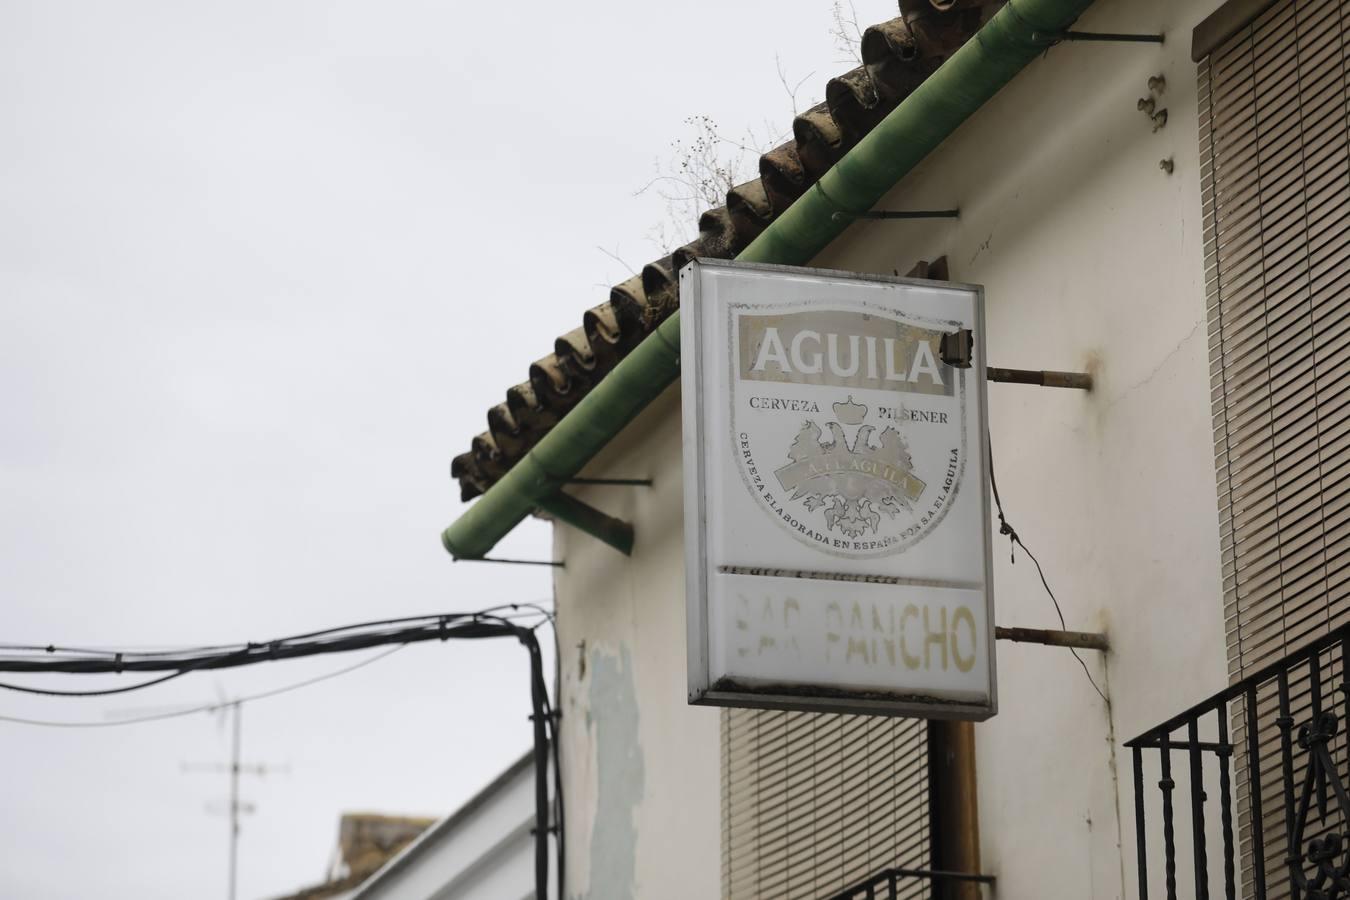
[
  {"x1": 832, "y1": 209, "x2": 960, "y2": 220},
  {"x1": 456, "y1": 557, "x2": 565, "y2": 568},
  {"x1": 987, "y1": 367, "x2": 1093, "y2": 390},
  {"x1": 1060, "y1": 30, "x2": 1164, "y2": 43},
  {"x1": 995, "y1": 626, "x2": 1109, "y2": 651},
  {"x1": 566, "y1": 477, "x2": 653, "y2": 486}
]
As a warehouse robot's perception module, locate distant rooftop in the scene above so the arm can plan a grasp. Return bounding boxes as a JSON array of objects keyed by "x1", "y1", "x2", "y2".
[{"x1": 272, "y1": 813, "x2": 436, "y2": 900}]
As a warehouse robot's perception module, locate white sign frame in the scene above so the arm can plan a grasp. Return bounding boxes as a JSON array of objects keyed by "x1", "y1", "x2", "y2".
[{"x1": 680, "y1": 258, "x2": 997, "y2": 720}]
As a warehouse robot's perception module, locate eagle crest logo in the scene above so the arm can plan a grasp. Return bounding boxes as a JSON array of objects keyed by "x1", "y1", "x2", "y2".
[{"x1": 773, "y1": 397, "x2": 927, "y2": 539}]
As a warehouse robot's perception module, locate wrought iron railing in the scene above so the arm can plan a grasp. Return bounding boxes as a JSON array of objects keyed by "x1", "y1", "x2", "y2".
[
  {"x1": 1126, "y1": 623, "x2": 1350, "y2": 900},
  {"x1": 822, "y1": 866, "x2": 994, "y2": 899}
]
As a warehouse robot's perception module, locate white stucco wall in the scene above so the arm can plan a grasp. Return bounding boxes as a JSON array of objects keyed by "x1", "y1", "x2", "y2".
[
  {"x1": 553, "y1": 0, "x2": 1233, "y2": 897},
  {"x1": 553, "y1": 387, "x2": 721, "y2": 900}
]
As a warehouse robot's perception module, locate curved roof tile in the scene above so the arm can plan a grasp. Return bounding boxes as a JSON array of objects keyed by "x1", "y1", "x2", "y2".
[{"x1": 451, "y1": 2, "x2": 994, "y2": 501}]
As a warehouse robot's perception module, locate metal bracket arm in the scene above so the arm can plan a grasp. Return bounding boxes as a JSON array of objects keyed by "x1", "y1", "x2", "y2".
[
  {"x1": 987, "y1": 367, "x2": 1093, "y2": 390},
  {"x1": 455, "y1": 557, "x2": 564, "y2": 568},
  {"x1": 833, "y1": 209, "x2": 960, "y2": 221},
  {"x1": 1056, "y1": 30, "x2": 1165, "y2": 43},
  {"x1": 1042, "y1": 30, "x2": 1161, "y2": 43},
  {"x1": 566, "y1": 476, "x2": 653, "y2": 486},
  {"x1": 535, "y1": 491, "x2": 634, "y2": 557},
  {"x1": 995, "y1": 626, "x2": 1109, "y2": 652},
  {"x1": 939, "y1": 331, "x2": 1092, "y2": 390}
]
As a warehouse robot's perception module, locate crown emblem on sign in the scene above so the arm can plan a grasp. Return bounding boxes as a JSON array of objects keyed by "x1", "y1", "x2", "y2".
[
  {"x1": 832, "y1": 396, "x2": 867, "y2": 426},
  {"x1": 774, "y1": 406, "x2": 926, "y2": 539}
]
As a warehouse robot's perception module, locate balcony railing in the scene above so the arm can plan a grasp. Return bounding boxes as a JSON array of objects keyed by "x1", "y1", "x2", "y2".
[
  {"x1": 1126, "y1": 623, "x2": 1350, "y2": 900},
  {"x1": 822, "y1": 867, "x2": 994, "y2": 899}
]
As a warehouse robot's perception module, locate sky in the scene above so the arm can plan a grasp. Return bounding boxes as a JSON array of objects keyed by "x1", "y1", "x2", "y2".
[{"x1": 0, "y1": 2, "x2": 898, "y2": 897}]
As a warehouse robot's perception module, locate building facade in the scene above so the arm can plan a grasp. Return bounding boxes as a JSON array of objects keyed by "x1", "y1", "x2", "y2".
[
  {"x1": 448, "y1": 0, "x2": 1350, "y2": 897},
  {"x1": 351, "y1": 754, "x2": 546, "y2": 900}
]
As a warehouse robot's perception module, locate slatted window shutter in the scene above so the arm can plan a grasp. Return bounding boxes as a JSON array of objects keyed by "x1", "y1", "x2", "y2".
[
  {"x1": 1203, "y1": 0, "x2": 1350, "y2": 682},
  {"x1": 1199, "y1": 0, "x2": 1350, "y2": 895},
  {"x1": 721, "y1": 708, "x2": 929, "y2": 900}
]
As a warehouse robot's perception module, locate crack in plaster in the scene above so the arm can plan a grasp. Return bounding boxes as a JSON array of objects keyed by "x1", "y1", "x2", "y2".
[{"x1": 1103, "y1": 318, "x2": 1203, "y2": 411}]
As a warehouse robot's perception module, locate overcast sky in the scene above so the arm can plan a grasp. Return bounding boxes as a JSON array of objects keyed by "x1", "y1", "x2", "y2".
[{"x1": 0, "y1": 2, "x2": 897, "y2": 896}]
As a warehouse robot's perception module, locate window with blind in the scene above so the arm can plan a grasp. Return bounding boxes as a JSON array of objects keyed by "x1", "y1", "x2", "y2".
[
  {"x1": 1201, "y1": 0, "x2": 1350, "y2": 682},
  {"x1": 721, "y1": 708, "x2": 930, "y2": 900},
  {"x1": 1198, "y1": 0, "x2": 1350, "y2": 894}
]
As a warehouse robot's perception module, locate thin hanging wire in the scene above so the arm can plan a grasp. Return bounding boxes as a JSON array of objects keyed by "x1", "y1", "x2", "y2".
[{"x1": 988, "y1": 437, "x2": 1109, "y2": 706}]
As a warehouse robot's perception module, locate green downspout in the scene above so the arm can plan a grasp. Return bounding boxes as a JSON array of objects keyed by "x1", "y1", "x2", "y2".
[{"x1": 443, "y1": 0, "x2": 1096, "y2": 559}]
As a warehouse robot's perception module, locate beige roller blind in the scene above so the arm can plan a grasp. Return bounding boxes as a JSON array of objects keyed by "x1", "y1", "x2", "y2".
[
  {"x1": 1202, "y1": 0, "x2": 1350, "y2": 684},
  {"x1": 1199, "y1": 0, "x2": 1350, "y2": 895},
  {"x1": 721, "y1": 708, "x2": 929, "y2": 900}
]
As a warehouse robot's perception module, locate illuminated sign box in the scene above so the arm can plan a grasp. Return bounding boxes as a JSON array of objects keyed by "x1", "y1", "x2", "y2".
[{"x1": 680, "y1": 259, "x2": 996, "y2": 720}]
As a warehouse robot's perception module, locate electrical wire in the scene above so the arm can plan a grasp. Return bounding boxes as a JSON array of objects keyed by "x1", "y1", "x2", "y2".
[
  {"x1": 244, "y1": 604, "x2": 551, "y2": 647},
  {"x1": 0, "y1": 604, "x2": 554, "y2": 663},
  {"x1": 0, "y1": 641, "x2": 252, "y2": 657},
  {"x1": 0, "y1": 643, "x2": 264, "y2": 696},
  {"x1": 988, "y1": 437, "x2": 1110, "y2": 706},
  {"x1": 0, "y1": 599, "x2": 561, "y2": 699},
  {"x1": 0, "y1": 645, "x2": 406, "y2": 728},
  {"x1": 0, "y1": 611, "x2": 551, "y2": 682},
  {"x1": 0, "y1": 609, "x2": 549, "y2": 659},
  {"x1": 0, "y1": 669, "x2": 191, "y2": 698},
  {"x1": 0, "y1": 603, "x2": 563, "y2": 899}
]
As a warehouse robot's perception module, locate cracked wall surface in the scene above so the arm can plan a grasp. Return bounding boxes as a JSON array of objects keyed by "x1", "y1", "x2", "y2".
[{"x1": 555, "y1": 388, "x2": 721, "y2": 900}]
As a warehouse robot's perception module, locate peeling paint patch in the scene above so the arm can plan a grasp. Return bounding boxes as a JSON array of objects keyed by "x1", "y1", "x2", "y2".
[{"x1": 573, "y1": 646, "x2": 644, "y2": 900}]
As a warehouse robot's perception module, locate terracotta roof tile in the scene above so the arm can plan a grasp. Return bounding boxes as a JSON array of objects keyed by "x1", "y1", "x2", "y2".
[{"x1": 451, "y1": 2, "x2": 996, "y2": 501}]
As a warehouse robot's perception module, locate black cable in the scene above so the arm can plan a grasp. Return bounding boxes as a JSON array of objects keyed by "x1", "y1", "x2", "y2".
[
  {"x1": 0, "y1": 604, "x2": 563, "y2": 897},
  {"x1": 0, "y1": 642, "x2": 250, "y2": 658},
  {"x1": 0, "y1": 642, "x2": 263, "y2": 696},
  {"x1": 269, "y1": 611, "x2": 497, "y2": 644},
  {"x1": 267, "y1": 605, "x2": 549, "y2": 646},
  {"x1": 0, "y1": 617, "x2": 534, "y2": 676},
  {"x1": 528, "y1": 623, "x2": 564, "y2": 900},
  {"x1": 515, "y1": 627, "x2": 552, "y2": 900},
  {"x1": 0, "y1": 669, "x2": 191, "y2": 697},
  {"x1": 988, "y1": 437, "x2": 1109, "y2": 706},
  {"x1": 0, "y1": 604, "x2": 553, "y2": 663},
  {"x1": 487, "y1": 602, "x2": 564, "y2": 897},
  {"x1": 0, "y1": 646, "x2": 406, "y2": 728},
  {"x1": 537, "y1": 610, "x2": 565, "y2": 899},
  {"x1": 490, "y1": 602, "x2": 563, "y2": 896}
]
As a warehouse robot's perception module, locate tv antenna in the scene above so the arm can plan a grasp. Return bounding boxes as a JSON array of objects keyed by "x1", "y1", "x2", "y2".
[
  {"x1": 180, "y1": 700, "x2": 288, "y2": 900},
  {"x1": 110, "y1": 685, "x2": 287, "y2": 900}
]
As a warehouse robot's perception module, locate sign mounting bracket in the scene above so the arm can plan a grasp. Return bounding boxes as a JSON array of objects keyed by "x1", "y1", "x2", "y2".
[
  {"x1": 535, "y1": 491, "x2": 634, "y2": 557},
  {"x1": 987, "y1": 368, "x2": 1092, "y2": 390},
  {"x1": 942, "y1": 329, "x2": 1092, "y2": 390},
  {"x1": 995, "y1": 626, "x2": 1108, "y2": 652}
]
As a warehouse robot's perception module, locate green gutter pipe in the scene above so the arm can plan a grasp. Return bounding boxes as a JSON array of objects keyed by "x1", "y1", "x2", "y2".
[{"x1": 443, "y1": 0, "x2": 1097, "y2": 559}]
